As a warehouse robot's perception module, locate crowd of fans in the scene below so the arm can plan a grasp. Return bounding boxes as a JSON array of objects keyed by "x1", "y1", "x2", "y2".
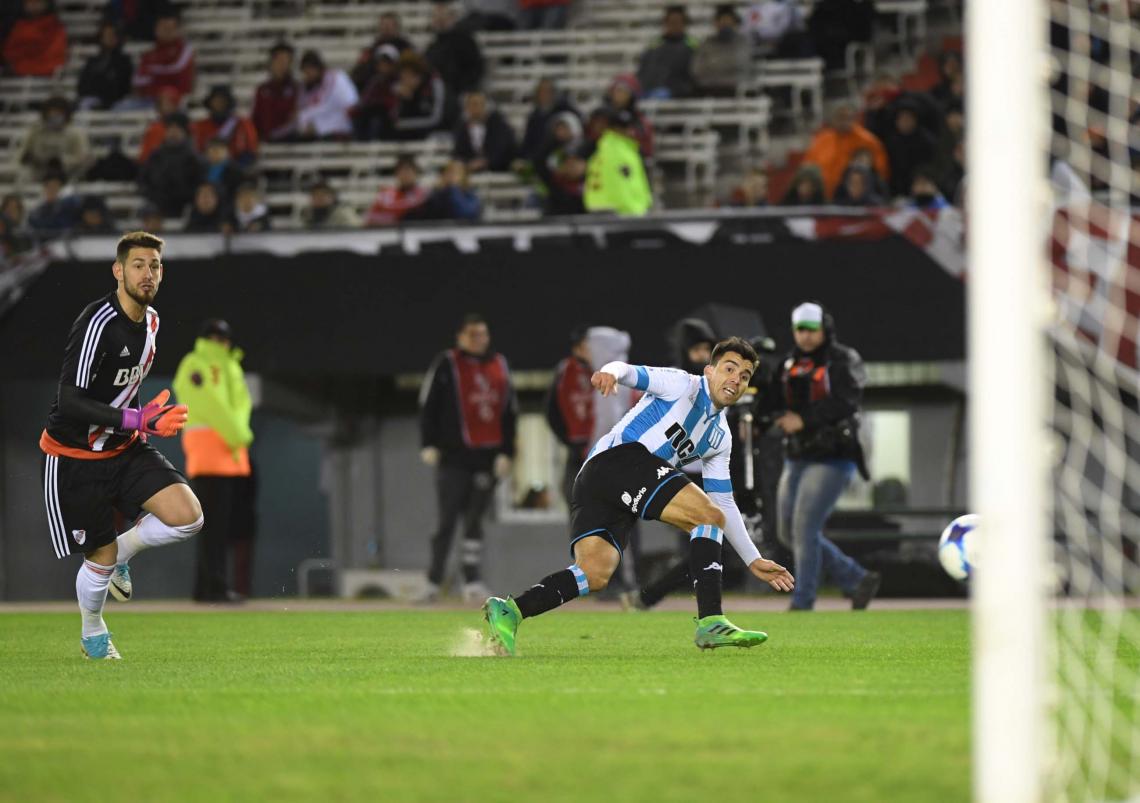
[{"x1": 0, "y1": 0, "x2": 965, "y2": 250}]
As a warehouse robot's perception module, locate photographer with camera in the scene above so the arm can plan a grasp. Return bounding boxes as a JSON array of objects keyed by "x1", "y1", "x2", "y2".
[{"x1": 764, "y1": 302, "x2": 880, "y2": 611}]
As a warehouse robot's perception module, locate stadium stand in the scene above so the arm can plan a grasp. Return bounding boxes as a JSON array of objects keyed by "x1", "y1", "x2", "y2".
[{"x1": 0, "y1": 0, "x2": 959, "y2": 232}]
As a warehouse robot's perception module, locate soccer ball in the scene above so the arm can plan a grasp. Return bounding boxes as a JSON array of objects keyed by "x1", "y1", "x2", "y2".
[{"x1": 938, "y1": 514, "x2": 979, "y2": 581}]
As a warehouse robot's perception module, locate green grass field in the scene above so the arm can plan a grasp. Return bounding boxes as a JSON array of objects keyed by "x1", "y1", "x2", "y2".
[{"x1": 0, "y1": 609, "x2": 970, "y2": 803}]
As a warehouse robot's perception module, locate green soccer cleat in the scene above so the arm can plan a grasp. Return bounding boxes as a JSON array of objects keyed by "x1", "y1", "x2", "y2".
[
  {"x1": 694, "y1": 615, "x2": 768, "y2": 650},
  {"x1": 482, "y1": 596, "x2": 521, "y2": 656}
]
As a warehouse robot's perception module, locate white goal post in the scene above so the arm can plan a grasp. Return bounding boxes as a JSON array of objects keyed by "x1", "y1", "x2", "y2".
[{"x1": 968, "y1": 0, "x2": 1052, "y2": 800}]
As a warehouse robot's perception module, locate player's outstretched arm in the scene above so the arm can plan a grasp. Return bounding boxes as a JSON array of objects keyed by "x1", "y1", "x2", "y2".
[{"x1": 592, "y1": 362, "x2": 690, "y2": 400}]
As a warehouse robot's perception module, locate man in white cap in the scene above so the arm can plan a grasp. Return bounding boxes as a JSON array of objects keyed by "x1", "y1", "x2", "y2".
[{"x1": 765, "y1": 301, "x2": 880, "y2": 610}]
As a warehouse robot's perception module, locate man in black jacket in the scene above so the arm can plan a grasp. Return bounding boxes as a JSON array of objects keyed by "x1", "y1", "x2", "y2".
[
  {"x1": 453, "y1": 91, "x2": 518, "y2": 172},
  {"x1": 763, "y1": 301, "x2": 880, "y2": 610},
  {"x1": 77, "y1": 21, "x2": 133, "y2": 110},
  {"x1": 418, "y1": 314, "x2": 517, "y2": 601},
  {"x1": 424, "y1": 1, "x2": 484, "y2": 95}
]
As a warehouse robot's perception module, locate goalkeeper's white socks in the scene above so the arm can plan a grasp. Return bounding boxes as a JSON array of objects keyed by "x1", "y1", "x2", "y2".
[
  {"x1": 76, "y1": 559, "x2": 112, "y2": 637},
  {"x1": 116, "y1": 513, "x2": 204, "y2": 564}
]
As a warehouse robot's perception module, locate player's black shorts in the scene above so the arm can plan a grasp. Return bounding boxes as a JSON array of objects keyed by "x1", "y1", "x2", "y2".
[
  {"x1": 42, "y1": 441, "x2": 188, "y2": 558},
  {"x1": 569, "y1": 442, "x2": 690, "y2": 557}
]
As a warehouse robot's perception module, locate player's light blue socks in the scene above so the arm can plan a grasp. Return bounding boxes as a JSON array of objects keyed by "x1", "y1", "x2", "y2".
[{"x1": 513, "y1": 564, "x2": 589, "y2": 619}]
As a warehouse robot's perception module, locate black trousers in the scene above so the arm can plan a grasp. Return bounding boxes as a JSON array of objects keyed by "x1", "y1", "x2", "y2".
[
  {"x1": 428, "y1": 464, "x2": 496, "y2": 586},
  {"x1": 192, "y1": 475, "x2": 240, "y2": 601}
]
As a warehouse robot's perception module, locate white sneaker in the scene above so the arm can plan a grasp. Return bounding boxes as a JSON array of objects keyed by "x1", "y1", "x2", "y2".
[
  {"x1": 108, "y1": 564, "x2": 132, "y2": 602},
  {"x1": 462, "y1": 582, "x2": 490, "y2": 604}
]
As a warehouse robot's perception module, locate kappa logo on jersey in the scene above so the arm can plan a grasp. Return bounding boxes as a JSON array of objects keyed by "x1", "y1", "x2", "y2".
[
  {"x1": 72, "y1": 529, "x2": 86, "y2": 545},
  {"x1": 703, "y1": 561, "x2": 723, "y2": 573},
  {"x1": 622, "y1": 486, "x2": 648, "y2": 513},
  {"x1": 119, "y1": 346, "x2": 130, "y2": 357},
  {"x1": 113, "y1": 364, "x2": 150, "y2": 386},
  {"x1": 656, "y1": 466, "x2": 671, "y2": 479}
]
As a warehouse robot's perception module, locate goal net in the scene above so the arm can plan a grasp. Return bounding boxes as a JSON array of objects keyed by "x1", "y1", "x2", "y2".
[
  {"x1": 1047, "y1": 2, "x2": 1140, "y2": 800},
  {"x1": 972, "y1": 1, "x2": 1140, "y2": 801}
]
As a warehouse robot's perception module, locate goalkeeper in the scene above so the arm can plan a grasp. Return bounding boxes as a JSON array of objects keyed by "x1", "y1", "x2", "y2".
[{"x1": 38, "y1": 231, "x2": 201, "y2": 660}]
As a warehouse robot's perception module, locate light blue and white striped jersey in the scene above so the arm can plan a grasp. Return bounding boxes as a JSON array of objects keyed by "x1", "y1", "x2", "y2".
[{"x1": 587, "y1": 362, "x2": 761, "y2": 564}]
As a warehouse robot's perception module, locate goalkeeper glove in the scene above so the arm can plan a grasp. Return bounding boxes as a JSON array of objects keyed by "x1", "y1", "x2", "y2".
[{"x1": 121, "y1": 389, "x2": 188, "y2": 437}]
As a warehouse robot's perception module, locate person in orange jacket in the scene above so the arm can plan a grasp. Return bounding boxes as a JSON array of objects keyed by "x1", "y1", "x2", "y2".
[
  {"x1": 2, "y1": 0, "x2": 67, "y2": 77},
  {"x1": 801, "y1": 103, "x2": 890, "y2": 200}
]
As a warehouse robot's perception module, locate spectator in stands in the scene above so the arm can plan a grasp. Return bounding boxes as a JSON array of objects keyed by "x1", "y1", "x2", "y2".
[
  {"x1": 860, "y1": 71, "x2": 902, "y2": 141},
  {"x1": 883, "y1": 100, "x2": 937, "y2": 198},
  {"x1": 202, "y1": 138, "x2": 244, "y2": 203},
  {"x1": 301, "y1": 180, "x2": 362, "y2": 229},
  {"x1": 425, "y1": 1, "x2": 485, "y2": 95},
  {"x1": 130, "y1": 6, "x2": 195, "y2": 106},
  {"x1": 459, "y1": 0, "x2": 519, "y2": 32},
  {"x1": 297, "y1": 50, "x2": 359, "y2": 141},
  {"x1": 19, "y1": 96, "x2": 91, "y2": 182},
  {"x1": 907, "y1": 167, "x2": 949, "y2": 211},
  {"x1": 391, "y1": 52, "x2": 454, "y2": 141},
  {"x1": 801, "y1": 103, "x2": 888, "y2": 199},
  {"x1": 354, "y1": 44, "x2": 401, "y2": 141},
  {"x1": 352, "y1": 10, "x2": 414, "y2": 90},
  {"x1": 77, "y1": 21, "x2": 133, "y2": 110},
  {"x1": 723, "y1": 166, "x2": 769, "y2": 207},
  {"x1": 693, "y1": 4, "x2": 751, "y2": 98},
  {"x1": 535, "y1": 111, "x2": 587, "y2": 215},
  {"x1": 2, "y1": 195, "x2": 27, "y2": 231},
  {"x1": 139, "y1": 112, "x2": 203, "y2": 217},
  {"x1": 74, "y1": 195, "x2": 115, "y2": 234},
  {"x1": 139, "y1": 201, "x2": 164, "y2": 233},
  {"x1": 844, "y1": 146, "x2": 889, "y2": 197},
  {"x1": 1, "y1": 0, "x2": 66, "y2": 77},
  {"x1": 807, "y1": 0, "x2": 873, "y2": 71},
  {"x1": 637, "y1": 5, "x2": 696, "y2": 99},
  {"x1": 407, "y1": 160, "x2": 482, "y2": 222},
  {"x1": 453, "y1": 91, "x2": 518, "y2": 173},
  {"x1": 186, "y1": 182, "x2": 232, "y2": 233},
  {"x1": 780, "y1": 164, "x2": 825, "y2": 205},
  {"x1": 602, "y1": 74, "x2": 655, "y2": 158},
  {"x1": 584, "y1": 110, "x2": 652, "y2": 216},
  {"x1": 519, "y1": 78, "x2": 579, "y2": 162},
  {"x1": 940, "y1": 136, "x2": 965, "y2": 203},
  {"x1": 231, "y1": 181, "x2": 271, "y2": 233},
  {"x1": 366, "y1": 154, "x2": 429, "y2": 226},
  {"x1": 581, "y1": 107, "x2": 610, "y2": 159},
  {"x1": 252, "y1": 43, "x2": 299, "y2": 143},
  {"x1": 744, "y1": 0, "x2": 811, "y2": 57},
  {"x1": 930, "y1": 51, "x2": 963, "y2": 110},
  {"x1": 832, "y1": 164, "x2": 884, "y2": 206},
  {"x1": 933, "y1": 101, "x2": 964, "y2": 193},
  {"x1": 519, "y1": 0, "x2": 573, "y2": 31},
  {"x1": 28, "y1": 170, "x2": 80, "y2": 233},
  {"x1": 138, "y1": 88, "x2": 184, "y2": 164},
  {"x1": 193, "y1": 86, "x2": 259, "y2": 167}
]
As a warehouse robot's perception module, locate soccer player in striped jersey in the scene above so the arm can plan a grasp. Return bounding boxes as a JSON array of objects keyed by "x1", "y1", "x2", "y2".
[
  {"x1": 40, "y1": 231, "x2": 202, "y2": 659},
  {"x1": 483, "y1": 337, "x2": 794, "y2": 655}
]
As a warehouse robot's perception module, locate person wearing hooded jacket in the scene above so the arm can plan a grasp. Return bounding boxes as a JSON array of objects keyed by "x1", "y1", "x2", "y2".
[
  {"x1": 759, "y1": 302, "x2": 880, "y2": 611},
  {"x1": 534, "y1": 110, "x2": 587, "y2": 215},
  {"x1": 192, "y1": 86, "x2": 259, "y2": 167},
  {"x1": 172, "y1": 319, "x2": 254, "y2": 602},
  {"x1": 583, "y1": 111, "x2": 652, "y2": 216}
]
